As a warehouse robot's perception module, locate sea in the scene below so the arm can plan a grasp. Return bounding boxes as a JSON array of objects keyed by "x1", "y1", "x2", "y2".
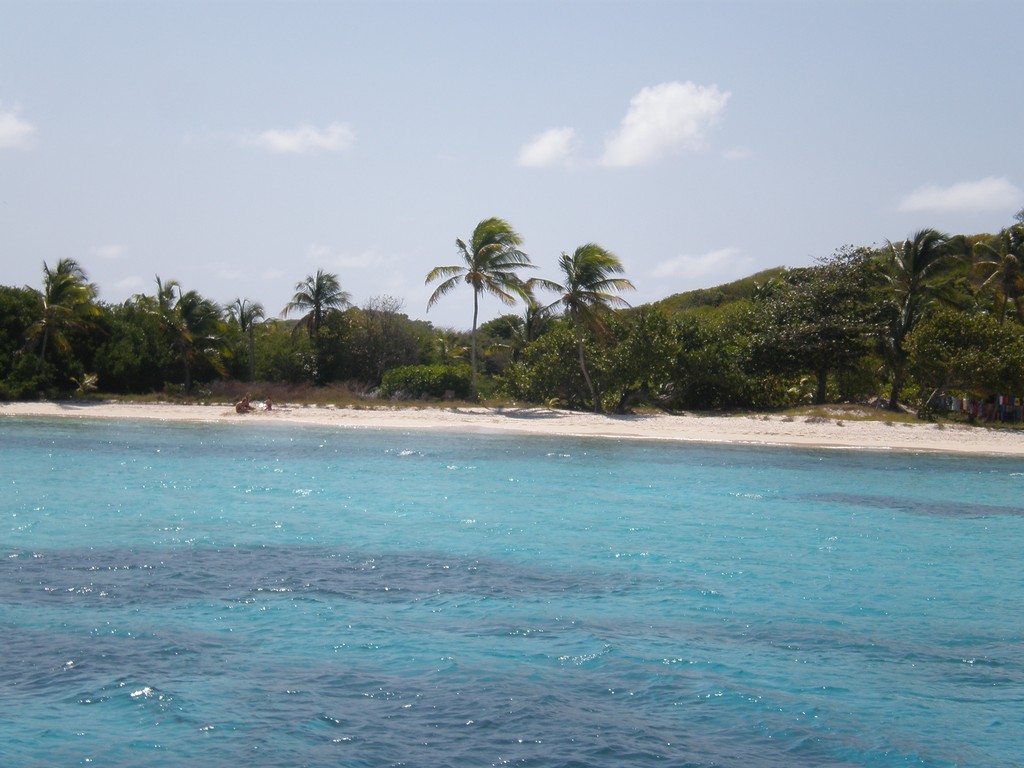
[{"x1": 1, "y1": 416, "x2": 1022, "y2": 768}]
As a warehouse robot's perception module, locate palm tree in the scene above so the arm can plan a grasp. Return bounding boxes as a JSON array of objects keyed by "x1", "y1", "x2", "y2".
[
  {"x1": 534, "y1": 243, "x2": 634, "y2": 412},
  {"x1": 972, "y1": 226, "x2": 1024, "y2": 324},
  {"x1": 425, "y1": 217, "x2": 533, "y2": 398},
  {"x1": 28, "y1": 258, "x2": 100, "y2": 378},
  {"x1": 172, "y1": 289, "x2": 227, "y2": 394},
  {"x1": 229, "y1": 298, "x2": 265, "y2": 381},
  {"x1": 282, "y1": 270, "x2": 351, "y2": 340},
  {"x1": 881, "y1": 228, "x2": 951, "y2": 410},
  {"x1": 146, "y1": 277, "x2": 227, "y2": 394}
]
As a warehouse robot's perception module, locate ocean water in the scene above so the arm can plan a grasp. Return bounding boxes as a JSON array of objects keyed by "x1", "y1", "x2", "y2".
[{"x1": 1, "y1": 417, "x2": 1022, "y2": 768}]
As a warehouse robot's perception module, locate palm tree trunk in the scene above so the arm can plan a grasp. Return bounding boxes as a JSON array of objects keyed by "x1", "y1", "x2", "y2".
[
  {"x1": 247, "y1": 328, "x2": 256, "y2": 382},
  {"x1": 577, "y1": 330, "x2": 600, "y2": 413},
  {"x1": 470, "y1": 289, "x2": 479, "y2": 400},
  {"x1": 183, "y1": 348, "x2": 192, "y2": 395},
  {"x1": 815, "y1": 368, "x2": 827, "y2": 405},
  {"x1": 37, "y1": 325, "x2": 50, "y2": 376},
  {"x1": 887, "y1": 365, "x2": 904, "y2": 411}
]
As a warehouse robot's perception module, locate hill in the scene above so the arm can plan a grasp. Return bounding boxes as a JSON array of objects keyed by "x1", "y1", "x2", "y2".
[{"x1": 649, "y1": 267, "x2": 787, "y2": 315}]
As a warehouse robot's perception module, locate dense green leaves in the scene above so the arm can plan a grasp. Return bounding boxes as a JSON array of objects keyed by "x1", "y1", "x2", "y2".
[
  {"x1": 906, "y1": 309, "x2": 1024, "y2": 402},
  {"x1": 747, "y1": 249, "x2": 877, "y2": 404},
  {"x1": 380, "y1": 364, "x2": 472, "y2": 400},
  {"x1": 426, "y1": 217, "x2": 533, "y2": 398},
  {"x1": 3, "y1": 218, "x2": 1023, "y2": 415},
  {"x1": 532, "y1": 243, "x2": 634, "y2": 412}
]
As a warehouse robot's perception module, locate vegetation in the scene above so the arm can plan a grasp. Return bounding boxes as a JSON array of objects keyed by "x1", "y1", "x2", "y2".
[
  {"x1": 3, "y1": 217, "x2": 1024, "y2": 426},
  {"x1": 426, "y1": 217, "x2": 533, "y2": 399},
  {"x1": 531, "y1": 243, "x2": 635, "y2": 412}
]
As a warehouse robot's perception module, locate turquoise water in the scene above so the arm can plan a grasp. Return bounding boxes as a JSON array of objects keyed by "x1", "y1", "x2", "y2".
[{"x1": 1, "y1": 417, "x2": 1022, "y2": 767}]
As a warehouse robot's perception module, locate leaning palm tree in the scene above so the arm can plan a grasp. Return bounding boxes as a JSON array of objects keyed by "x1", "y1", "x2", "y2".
[
  {"x1": 228, "y1": 298, "x2": 265, "y2": 381},
  {"x1": 27, "y1": 258, "x2": 100, "y2": 378},
  {"x1": 881, "y1": 228, "x2": 951, "y2": 410},
  {"x1": 534, "y1": 244, "x2": 634, "y2": 412},
  {"x1": 282, "y1": 270, "x2": 351, "y2": 341},
  {"x1": 972, "y1": 225, "x2": 1024, "y2": 324},
  {"x1": 425, "y1": 217, "x2": 533, "y2": 398}
]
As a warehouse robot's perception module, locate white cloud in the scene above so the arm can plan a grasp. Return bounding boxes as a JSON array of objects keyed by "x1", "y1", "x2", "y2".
[
  {"x1": 518, "y1": 127, "x2": 576, "y2": 168},
  {"x1": 898, "y1": 176, "x2": 1023, "y2": 214},
  {"x1": 601, "y1": 81, "x2": 729, "y2": 168},
  {"x1": 0, "y1": 103, "x2": 35, "y2": 149},
  {"x1": 650, "y1": 247, "x2": 752, "y2": 284},
  {"x1": 245, "y1": 122, "x2": 355, "y2": 154}
]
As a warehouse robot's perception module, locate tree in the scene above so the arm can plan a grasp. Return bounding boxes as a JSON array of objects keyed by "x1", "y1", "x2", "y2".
[
  {"x1": 906, "y1": 308, "x2": 1024, "y2": 411},
  {"x1": 0, "y1": 286, "x2": 43, "y2": 397},
  {"x1": 972, "y1": 225, "x2": 1024, "y2": 324},
  {"x1": 93, "y1": 299, "x2": 172, "y2": 393},
  {"x1": 171, "y1": 289, "x2": 227, "y2": 394},
  {"x1": 144, "y1": 278, "x2": 227, "y2": 394},
  {"x1": 880, "y1": 229, "x2": 953, "y2": 410},
  {"x1": 425, "y1": 217, "x2": 533, "y2": 398},
  {"x1": 283, "y1": 270, "x2": 351, "y2": 340},
  {"x1": 747, "y1": 248, "x2": 876, "y2": 404},
  {"x1": 282, "y1": 270, "x2": 351, "y2": 383},
  {"x1": 228, "y1": 298, "x2": 265, "y2": 381},
  {"x1": 344, "y1": 296, "x2": 429, "y2": 384},
  {"x1": 27, "y1": 258, "x2": 100, "y2": 383},
  {"x1": 534, "y1": 243, "x2": 634, "y2": 412},
  {"x1": 602, "y1": 308, "x2": 679, "y2": 413}
]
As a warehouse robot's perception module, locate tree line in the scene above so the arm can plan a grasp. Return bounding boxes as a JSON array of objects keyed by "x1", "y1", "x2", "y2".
[{"x1": 3, "y1": 213, "x2": 1024, "y2": 419}]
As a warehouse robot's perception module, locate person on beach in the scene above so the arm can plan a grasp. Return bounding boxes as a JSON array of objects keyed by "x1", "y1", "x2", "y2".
[{"x1": 235, "y1": 395, "x2": 252, "y2": 413}]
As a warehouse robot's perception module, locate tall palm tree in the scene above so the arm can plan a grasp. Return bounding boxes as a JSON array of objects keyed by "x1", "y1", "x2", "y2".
[
  {"x1": 282, "y1": 270, "x2": 351, "y2": 341},
  {"x1": 972, "y1": 225, "x2": 1024, "y2": 324},
  {"x1": 28, "y1": 258, "x2": 100, "y2": 378},
  {"x1": 229, "y1": 298, "x2": 265, "y2": 381},
  {"x1": 882, "y1": 228, "x2": 951, "y2": 410},
  {"x1": 146, "y1": 277, "x2": 227, "y2": 394},
  {"x1": 425, "y1": 217, "x2": 533, "y2": 398},
  {"x1": 534, "y1": 243, "x2": 634, "y2": 412},
  {"x1": 172, "y1": 289, "x2": 227, "y2": 394}
]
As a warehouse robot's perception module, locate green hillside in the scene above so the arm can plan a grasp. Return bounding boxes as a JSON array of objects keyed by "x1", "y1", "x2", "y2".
[{"x1": 650, "y1": 267, "x2": 787, "y2": 315}]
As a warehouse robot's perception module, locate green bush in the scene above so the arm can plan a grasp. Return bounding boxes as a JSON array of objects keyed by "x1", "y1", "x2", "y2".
[{"x1": 379, "y1": 364, "x2": 472, "y2": 399}]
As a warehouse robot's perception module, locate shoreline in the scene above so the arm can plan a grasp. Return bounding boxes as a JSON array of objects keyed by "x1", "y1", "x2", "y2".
[{"x1": 3, "y1": 400, "x2": 1024, "y2": 456}]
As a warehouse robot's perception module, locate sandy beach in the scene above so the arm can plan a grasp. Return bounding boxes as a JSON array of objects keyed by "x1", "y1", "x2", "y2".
[{"x1": 3, "y1": 400, "x2": 1024, "y2": 456}]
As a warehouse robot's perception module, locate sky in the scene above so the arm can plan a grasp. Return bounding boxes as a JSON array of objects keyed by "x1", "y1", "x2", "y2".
[{"x1": 2, "y1": 0, "x2": 1023, "y2": 331}]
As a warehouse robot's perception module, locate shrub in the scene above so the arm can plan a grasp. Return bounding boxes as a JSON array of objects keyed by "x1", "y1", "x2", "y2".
[{"x1": 379, "y1": 364, "x2": 472, "y2": 400}]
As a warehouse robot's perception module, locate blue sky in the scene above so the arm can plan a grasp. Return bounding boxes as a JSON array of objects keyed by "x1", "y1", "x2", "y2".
[{"x1": 2, "y1": 0, "x2": 1022, "y2": 330}]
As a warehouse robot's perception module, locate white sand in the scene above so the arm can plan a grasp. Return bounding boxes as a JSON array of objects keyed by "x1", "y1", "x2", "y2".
[{"x1": 3, "y1": 400, "x2": 1024, "y2": 456}]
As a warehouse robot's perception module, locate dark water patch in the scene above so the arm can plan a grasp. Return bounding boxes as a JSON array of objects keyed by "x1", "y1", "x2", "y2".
[
  {"x1": 0, "y1": 620, "x2": 877, "y2": 768},
  {"x1": 806, "y1": 492, "x2": 1024, "y2": 518},
  {"x1": 0, "y1": 545, "x2": 652, "y2": 609}
]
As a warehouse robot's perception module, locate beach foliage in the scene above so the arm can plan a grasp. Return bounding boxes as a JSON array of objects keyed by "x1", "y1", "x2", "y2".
[
  {"x1": 878, "y1": 229, "x2": 961, "y2": 410},
  {"x1": 380, "y1": 364, "x2": 472, "y2": 400},
  {"x1": 746, "y1": 247, "x2": 878, "y2": 404},
  {"x1": 426, "y1": 218, "x2": 533, "y2": 398},
  {"x1": 4, "y1": 215, "x2": 1024, "y2": 422},
  {"x1": 531, "y1": 243, "x2": 635, "y2": 412},
  {"x1": 26, "y1": 258, "x2": 101, "y2": 389},
  {"x1": 971, "y1": 224, "x2": 1024, "y2": 324},
  {"x1": 227, "y1": 298, "x2": 265, "y2": 382},
  {"x1": 906, "y1": 308, "x2": 1024, "y2": 405}
]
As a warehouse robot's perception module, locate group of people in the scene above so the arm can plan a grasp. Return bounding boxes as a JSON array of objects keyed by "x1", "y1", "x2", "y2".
[{"x1": 235, "y1": 394, "x2": 272, "y2": 414}]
